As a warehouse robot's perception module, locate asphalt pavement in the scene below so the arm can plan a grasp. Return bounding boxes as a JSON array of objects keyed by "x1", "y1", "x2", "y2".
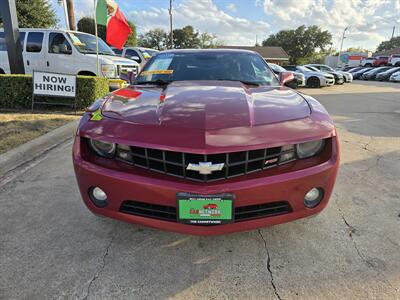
[{"x1": 1, "y1": 81, "x2": 400, "y2": 299}]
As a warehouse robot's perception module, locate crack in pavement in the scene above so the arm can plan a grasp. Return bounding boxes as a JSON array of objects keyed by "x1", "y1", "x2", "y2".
[
  {"x1": 333, "y1": 193, "x2": 400, "y2": 294},
  {"x1": 82, "y1": 225, "x2": 117, "y2": 300},
  {"x1": 257, "y1": 229, "x2": 282, "y2": 300}
]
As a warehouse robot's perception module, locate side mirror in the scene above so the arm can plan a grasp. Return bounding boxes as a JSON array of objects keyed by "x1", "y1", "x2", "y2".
[{"x1": 279, "y1": 71, "x2": 295, "y2": 86}]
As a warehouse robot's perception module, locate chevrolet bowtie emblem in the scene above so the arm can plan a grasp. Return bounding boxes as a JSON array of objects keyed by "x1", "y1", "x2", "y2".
[{"x1": 186, "y1": 162, "x2": 225, "y2": 175}]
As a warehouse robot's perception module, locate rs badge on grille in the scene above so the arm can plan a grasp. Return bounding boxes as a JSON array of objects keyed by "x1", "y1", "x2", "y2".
[{"x1": 186, "y1": 162, "x2": 225, "y2": 175}]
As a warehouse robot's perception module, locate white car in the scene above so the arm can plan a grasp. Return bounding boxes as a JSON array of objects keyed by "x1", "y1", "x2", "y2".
[
  {"x1": 360, "y1": 57, "x2": 373, "y2": 67},
  {"x1": 389, "y1": 71, "x2": 400, "y2": 82},
  {"x1": 0, "y1": 29, "x2": 139, "y2": 80},
  {"x1": 389, "y1": 54, "x2": 400, "y2": 67},
  {"x1": 306, "y1": 63, "x2": 353, "y2": 83},
  {"x1": 284, "y1": 65, "x2": 334, "y2": 88},
  {"x1": 112, "y1": 47, "x2": 159, "y2": 70}
]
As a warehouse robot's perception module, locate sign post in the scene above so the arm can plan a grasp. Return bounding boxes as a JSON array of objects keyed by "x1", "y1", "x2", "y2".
[{"x1": 32, "y1": 71, "x2": 77, "y2": 112}]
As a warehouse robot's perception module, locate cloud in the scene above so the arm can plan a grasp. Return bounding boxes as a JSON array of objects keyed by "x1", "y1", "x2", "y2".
[
  {"x1": 130, "y1": 0, "x2": 270, "y2": 46},
  {"x1": 226, "y1": 3, "x2": 237, "y2": 12},
  {"x1": 261, "y1": 0, "x2": 399, "y2": 50}
]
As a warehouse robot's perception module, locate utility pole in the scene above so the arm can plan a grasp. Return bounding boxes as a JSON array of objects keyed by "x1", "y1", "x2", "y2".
[
  {"x1": 337, "y1": 27, "x2": 348, "y2": 67},
  {"x1": 0, "y1": 0, "x2": 25, "y2": 74},
  {"x1": 169, "y1": 0, "x2": 173, "y2": 49},
  {"x1": 391, "y1": 26, "x2": 395, "y2": 39},
  {"x1": 66, "y1": 0, "x2": 76, "y2": 30}
]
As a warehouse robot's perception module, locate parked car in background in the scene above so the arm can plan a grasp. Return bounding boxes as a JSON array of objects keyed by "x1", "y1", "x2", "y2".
[
  {"x1": 112, "y1": 47, "x2": 159, "y2": 70},
  {"x1": 360, "y1": 57, "x2": 374, "y2": 67},
  {"x1": 389, "y1": 71, "x2": 400, "y2": 82},
  {"x1": 347, "y1": 67, "x2": 364, "y2": 73},
  {"x1": 375, "y1": 67, "x2": 400, "y2": 81},
  {"x1": 268, "y1": 63, "x2": 305, "y2": 88},
  {"x1": 306, "y1": 64, "x2": 352, "y2": 83},
  {"x1": 284, "y1": 65, "x2": 334, "y2": 88},
  {"x1": 335, "y1": 66, "x2": 354, "y2": 72},
  {"x1": 304, "y1": 65, "x2": 343, "y2": 85},
  {"x1": 352, "y1": 67, "x2": 373, "y2": 79},
  {"x1": 372, "y1": 56, "x2": 389, "y2": 67},
  {"x1": 389, "y1": 54, "x2": 400, "y2": 66},
  {"x1": 0, "y1": 29, "x2": 139, "y2": 79},
  {"x1": 360, "y1": 66, "x2": 392, "y2": 80}
]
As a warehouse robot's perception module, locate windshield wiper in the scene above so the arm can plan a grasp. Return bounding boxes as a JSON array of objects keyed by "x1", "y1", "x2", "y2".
[
  {"x1": 135, "y1": 79, "x2": 172, "y2": 85},
  {"x1": 217, "y1": 79, "x2": 260, "y2": 86}
]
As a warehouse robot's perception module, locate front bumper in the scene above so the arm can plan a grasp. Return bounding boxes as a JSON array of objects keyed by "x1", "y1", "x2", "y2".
[{"x1": 73, "y1": 136, "x2": 340, "y2": 235}]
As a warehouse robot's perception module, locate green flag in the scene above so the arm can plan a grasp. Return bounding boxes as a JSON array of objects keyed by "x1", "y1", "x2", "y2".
[{"x1": 96, "y1": 0, "x2": 108, "y2": 26}]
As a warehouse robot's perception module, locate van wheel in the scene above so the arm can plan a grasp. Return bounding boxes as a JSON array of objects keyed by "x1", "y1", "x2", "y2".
[
  {"x1": 78, "y1": 71, "x2": 96, "y2": 76},
  {"x1": 0, "y1": 69, "x2": 5, "y2": 74},
  {"x1": 365, "y1": 63, "x2": 372, "y2": 67},
  {"x1": 395, "y1": 62, "x2": 400, "y2": 67},
  {"x1": 307, "y1": 77, "x2": 320, "y2": 88}
]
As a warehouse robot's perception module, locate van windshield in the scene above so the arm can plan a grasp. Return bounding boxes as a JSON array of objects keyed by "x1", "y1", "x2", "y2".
[{"x1": 67, "y1": 32, "x2": 115, "y2": 56}]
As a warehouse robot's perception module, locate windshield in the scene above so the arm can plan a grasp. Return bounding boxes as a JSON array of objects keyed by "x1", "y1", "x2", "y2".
[
  {"x1": 268, "y1": 63, "x2": 286, "y2": 73},
  {"x1": 136, "y1": 51, "x2": 279, "y2": 86},
  {"x1": 139, "y1": 49, "x2": 159, "y2": 59},
  {"x1": 305, "y1": 66, "x2": 320, "y2": 72},
  {"x1": 68, "y1": 32, "x2": 115, "y2": 55},
  {"x1": 297, "y1": 66, "x2": 312, "y2": 72}
]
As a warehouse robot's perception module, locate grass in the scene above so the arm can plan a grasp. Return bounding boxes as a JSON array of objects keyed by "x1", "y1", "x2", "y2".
[{"x1": 0, "y1": 110, "x2": 81, "y2": 155}]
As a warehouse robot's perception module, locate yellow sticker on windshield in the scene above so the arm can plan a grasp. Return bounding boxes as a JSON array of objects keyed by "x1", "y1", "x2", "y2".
[{"x1": 141, "y1": 70, "x2": 174, "y2": 75}]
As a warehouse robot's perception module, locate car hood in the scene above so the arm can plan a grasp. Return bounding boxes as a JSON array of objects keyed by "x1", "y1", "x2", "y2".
[
  {"x1": 101, "y1": 81, "x2": 311, "y2": 130},
  {"x1": 86, "y1": 54, "x2": 139, "y2": 66}
]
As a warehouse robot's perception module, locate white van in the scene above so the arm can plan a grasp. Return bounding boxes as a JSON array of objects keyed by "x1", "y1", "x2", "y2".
[
  {"x1": 0, "y1": 29, "x2": 139, "y2": 79},
  {"x1": 111, "y1": 47, "x2": 159, "y2": 70}
]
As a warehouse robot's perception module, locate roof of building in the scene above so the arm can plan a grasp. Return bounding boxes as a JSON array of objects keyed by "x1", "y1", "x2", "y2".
[{"x1": 219, "y1": 46, "x2": 289, "y2": 60}]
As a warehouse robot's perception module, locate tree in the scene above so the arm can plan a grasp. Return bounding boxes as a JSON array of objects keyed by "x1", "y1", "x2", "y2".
[
  {"x1": 138, "y1": 28, "x2": 168, "y2": 50},
  {"x1": 262, "y1": 25, "x2": 332, "y2": 64},
  {"x1": 125, "y1": 21, "x2": 137, "y2": 47},
  {"x1": 199, "y1": 32, "x2": 223, "y2": 48},
  {"x1": 0, "y1": 0, "x2": 58, "y2": 28},
  {"x1": 173, "y1": 25, "x2": 200, "y2": 49},
  {"x1": 77, "y1": 17, "x2": 136, "y2": 47},
  {"x1": 376, "y1": 36, "x2": 400, "y2": 52}
]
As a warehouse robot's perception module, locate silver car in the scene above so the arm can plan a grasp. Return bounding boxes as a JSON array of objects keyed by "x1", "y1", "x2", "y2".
[
  {"x1": 284, "y1": 65, "x2": 334, "y2": 88},
  {"x1": 306, "y1": 63, "x2": 353, "y2": 83}
]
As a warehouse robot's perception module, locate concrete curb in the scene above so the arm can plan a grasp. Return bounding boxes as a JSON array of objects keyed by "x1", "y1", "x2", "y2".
[{"x1": 0, "y1": 120, "x2": 79, "y2": 179}]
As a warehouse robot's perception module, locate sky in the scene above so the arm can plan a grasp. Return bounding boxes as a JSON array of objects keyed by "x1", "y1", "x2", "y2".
[{"x1": 51, "y1": 0, "x2": 400, "y2": 51}]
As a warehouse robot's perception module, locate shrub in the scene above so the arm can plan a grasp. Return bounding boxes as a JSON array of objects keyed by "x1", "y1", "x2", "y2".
[{"x1": 0, "y1": 74, "x2": 109, "y2": 109}]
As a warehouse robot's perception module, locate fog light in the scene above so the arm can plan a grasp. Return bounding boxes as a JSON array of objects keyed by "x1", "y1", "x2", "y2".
[
  {"x1": 304, "y1": 187, "x2": 324, "y2": 208},
  {"x1": 89, "y1": 187, "x2": 108, "y2": 207}
]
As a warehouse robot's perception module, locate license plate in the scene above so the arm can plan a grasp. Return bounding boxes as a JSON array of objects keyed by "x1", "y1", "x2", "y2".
[{"x1": 177, "y1": 193, "x2": 234, "y2": 225}]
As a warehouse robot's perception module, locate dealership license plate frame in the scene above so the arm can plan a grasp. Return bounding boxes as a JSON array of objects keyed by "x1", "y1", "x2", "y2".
[{"x1": 177, "y1": 193, "x2": 235, "y2": 225}]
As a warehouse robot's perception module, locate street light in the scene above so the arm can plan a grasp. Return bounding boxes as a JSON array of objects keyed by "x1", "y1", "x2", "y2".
[{"x1": 337, "y1": 27, "x2": 348, "y2": 67}]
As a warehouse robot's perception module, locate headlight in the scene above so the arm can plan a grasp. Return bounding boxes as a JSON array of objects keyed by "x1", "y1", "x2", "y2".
[
  {"x1": 89, "y1": 139, "x2": 116, "y2": 158},
  {"x1": 296, "y1": 139, "x2": 325, "y2": 159},
  {"x1": 101, "y1": 64, "x2": 116, "y2": 78}
]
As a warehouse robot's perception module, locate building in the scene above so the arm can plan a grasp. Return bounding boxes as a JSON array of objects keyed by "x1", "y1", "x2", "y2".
[{"x1": 220, "y1": 46, "x2": 289, "y2": 64}]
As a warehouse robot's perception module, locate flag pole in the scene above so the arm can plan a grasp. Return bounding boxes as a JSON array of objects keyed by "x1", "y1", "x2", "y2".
[{"x1": 94, "y1": 0, "x2": 100, "y2": 76}]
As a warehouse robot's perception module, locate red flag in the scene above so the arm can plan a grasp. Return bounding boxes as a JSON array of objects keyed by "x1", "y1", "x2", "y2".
[{"x1": 106, "y1": 7, "x2": 132, "y2": 49}]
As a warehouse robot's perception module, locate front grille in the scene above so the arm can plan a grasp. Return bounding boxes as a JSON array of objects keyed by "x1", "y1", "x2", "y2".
[
  {"x1": 115, "y1": 145, "x2": 295, "y2": 183},
  {"x1": 117, "y1": 65, "x2": 139, "y2": 76},
  {"x1": 120, "y1": 200, "x2": 292, "y2": 223}
]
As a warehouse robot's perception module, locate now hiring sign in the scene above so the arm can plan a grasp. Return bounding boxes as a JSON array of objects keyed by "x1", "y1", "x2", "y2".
[{"x1": 33, "y1": 72, "x2": 77, "y2": 98}]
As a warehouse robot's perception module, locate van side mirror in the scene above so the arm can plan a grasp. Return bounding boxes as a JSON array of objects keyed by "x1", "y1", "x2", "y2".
[{"x1": 279, "y1": 71, "x2": 294, "y2": 86}]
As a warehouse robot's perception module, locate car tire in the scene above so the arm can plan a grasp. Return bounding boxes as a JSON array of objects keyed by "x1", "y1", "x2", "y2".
[
  {"x1": 395, "y1": 62, "x2": 400, "y2": 67},
  {"x1": 307, "y1": 77, "x2": 320, "y2": 88}
]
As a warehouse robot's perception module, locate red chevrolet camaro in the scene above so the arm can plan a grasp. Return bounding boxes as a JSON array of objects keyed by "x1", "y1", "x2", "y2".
[{"x1": 73, "y1": 49, "x2": 340, "y2": 235}]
